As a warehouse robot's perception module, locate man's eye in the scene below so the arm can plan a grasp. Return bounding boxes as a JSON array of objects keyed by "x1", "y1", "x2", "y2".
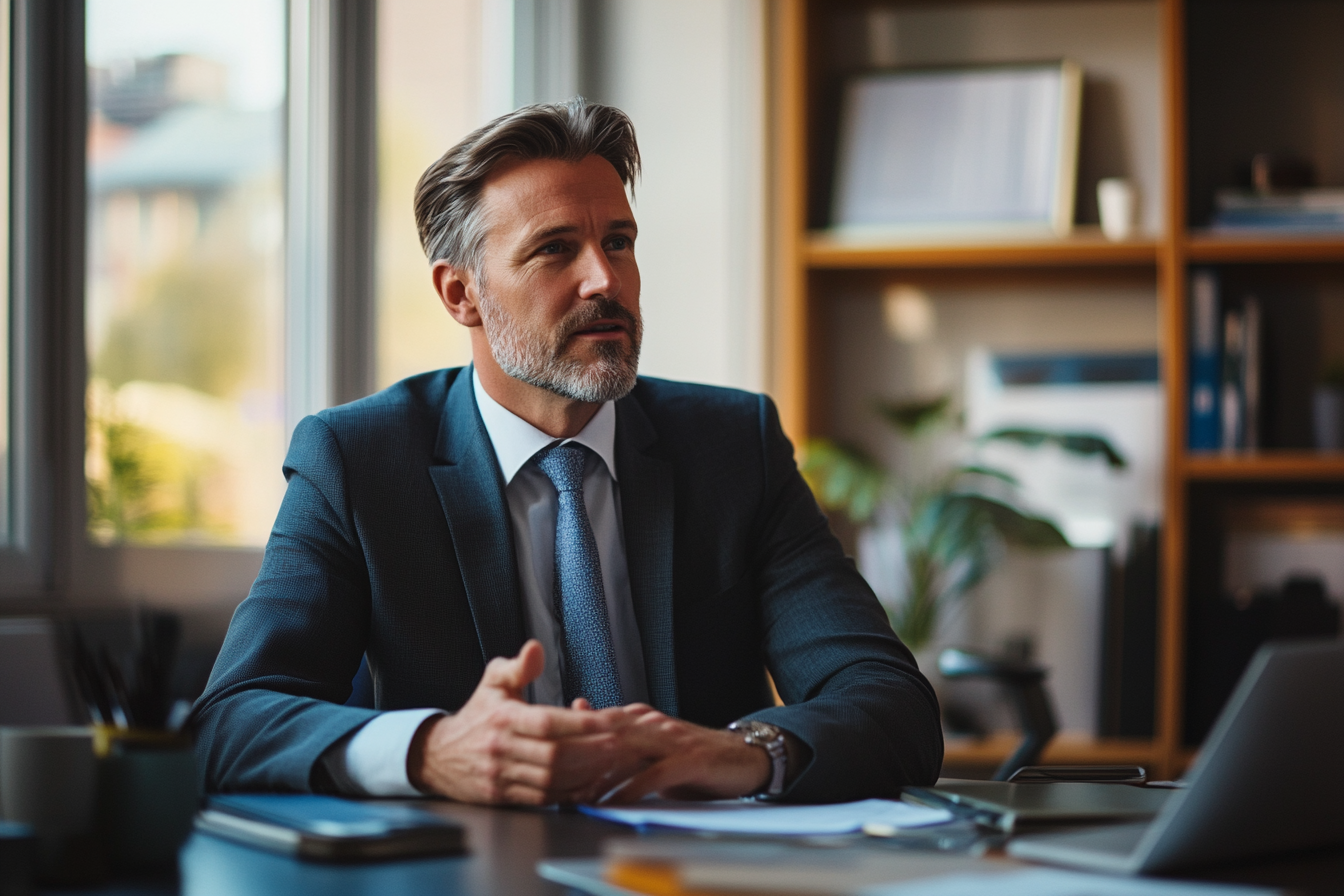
[
  {"x1": 608, "y1": 236, "x2": 631, "y2": 251},
  {"x1": 539, "y1": 242, "x2": 566, "y2": 255}
]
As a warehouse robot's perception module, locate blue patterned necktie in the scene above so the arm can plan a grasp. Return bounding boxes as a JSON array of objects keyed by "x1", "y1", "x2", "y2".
[{"x1": 535, "y1": 443, "x2": 624, "y2": 709}]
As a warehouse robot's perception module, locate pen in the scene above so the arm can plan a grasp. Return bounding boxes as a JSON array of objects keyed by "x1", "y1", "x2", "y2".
[{"x1": 901, "y1": 788, "x2": 1013, "y2": 833}]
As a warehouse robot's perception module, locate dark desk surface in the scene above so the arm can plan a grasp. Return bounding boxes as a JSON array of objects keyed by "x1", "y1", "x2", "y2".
[
  {"x1": 50, "y1": 802, "x2": 1344, "y2": 896},
  {"x1": 179, "y1": 801, "x2": 619, "y2": 896}
]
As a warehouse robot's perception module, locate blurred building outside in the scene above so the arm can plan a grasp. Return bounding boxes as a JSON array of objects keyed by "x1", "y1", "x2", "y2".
[{"x1": 86, "y1": 43, "x2": 286, "y2": 547}]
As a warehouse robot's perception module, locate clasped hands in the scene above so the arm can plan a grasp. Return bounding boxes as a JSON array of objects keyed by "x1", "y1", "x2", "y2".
[{"x1": 407, "y1": 639, "x2": 775, "y2": 806}]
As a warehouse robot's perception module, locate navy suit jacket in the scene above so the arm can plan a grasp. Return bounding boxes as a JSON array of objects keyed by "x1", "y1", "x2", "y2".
[{"x1": 194, "y1": 368, "x2": 942, "y2": 801}]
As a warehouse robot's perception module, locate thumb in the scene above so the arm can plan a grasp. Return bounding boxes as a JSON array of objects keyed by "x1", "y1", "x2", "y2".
[{"x1": 480, "y1": 639, "x2": 546, "y2": 696}]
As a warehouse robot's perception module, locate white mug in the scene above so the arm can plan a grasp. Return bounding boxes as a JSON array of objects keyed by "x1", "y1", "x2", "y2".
[{"x1": 1097, "y1": 177, "x2": 1138, "y2": 241}]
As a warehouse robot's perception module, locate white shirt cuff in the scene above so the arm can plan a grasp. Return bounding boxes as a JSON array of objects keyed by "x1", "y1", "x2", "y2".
[{"x1": 333, "y1": 708, "x2": 444, "y2": 797}]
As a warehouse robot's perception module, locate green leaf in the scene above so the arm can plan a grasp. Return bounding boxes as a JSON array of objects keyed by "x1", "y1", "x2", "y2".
[
  {"x1": 947, "y1": 493, "x2": 1070, "y2": 548},
  {"x1": 951, "y1": 464, "x2": 1020, "y2": 488},
  {"x1": 981, "y1": 427, "x2": 1128, "y2": 469},
  {"x1": 800, "y1": 439, "x2": 887, "y2": 523},
  {"x1": 875, "y1": 395, "x2": 952, "y2": 435}
]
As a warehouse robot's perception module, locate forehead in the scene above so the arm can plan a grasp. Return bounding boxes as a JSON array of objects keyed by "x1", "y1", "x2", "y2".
[{"x1": 477, "y1": 155, "x2": 634, "y2": 242}]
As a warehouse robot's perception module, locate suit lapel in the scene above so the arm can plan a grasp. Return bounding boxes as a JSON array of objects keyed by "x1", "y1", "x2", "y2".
[
  {"x1": 615, "y1": 393, "x2": 679, "y2": 717},
  {"x1": 428, "y1": 370, "x2": 527, "y2": 665}
]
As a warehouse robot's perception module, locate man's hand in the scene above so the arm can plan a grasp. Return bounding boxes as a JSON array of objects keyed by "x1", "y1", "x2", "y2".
[
  {"x1": 408, "y1": 640, "x2": 629, "y2": 805},
  {"x1": 597, "y1": 705, "x2": 781, "y2": 803}
]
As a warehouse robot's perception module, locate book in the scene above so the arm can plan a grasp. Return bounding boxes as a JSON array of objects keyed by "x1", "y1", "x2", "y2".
[
  {"x1": 541, "y1": 839, "x2": 993, "y2": 896},
  {"x1": 1221, "y1": 308, "x2": 1245, "y2": 451},
  {"x1": 1211, "y1": 188, "x2": 1344, "y2": 232},
  {"x1": 1099, "y1": 523, "x2": 1160, "y2": 738},
  {"x1": 1187, "y1": 268, "x2": 1221, "y2": 451},
  {"x1": 195, "y1": 795, "x2": 465, "y2": 862},
  {"x1": 1242, "y1": 297, "x2": 1262, "y2": 451},
  {"x1": 1215, "y1": 297, "x2": 1264, "y2": 452}
]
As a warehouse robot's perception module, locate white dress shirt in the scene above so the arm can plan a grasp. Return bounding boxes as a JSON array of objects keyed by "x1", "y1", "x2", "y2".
[{"x1": 325, "y1": 369, "x2": 649, "y2": 796}]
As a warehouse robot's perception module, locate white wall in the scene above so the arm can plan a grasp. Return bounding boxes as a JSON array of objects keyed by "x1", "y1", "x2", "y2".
[{"x1": 585, "y1": 0, "x2": 766, "y2": 392}]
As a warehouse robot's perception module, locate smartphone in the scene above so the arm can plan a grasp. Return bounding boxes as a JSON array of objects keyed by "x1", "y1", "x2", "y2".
[{"x1": 1006, "y1": 765, "x2": 1146, "y2": 784}]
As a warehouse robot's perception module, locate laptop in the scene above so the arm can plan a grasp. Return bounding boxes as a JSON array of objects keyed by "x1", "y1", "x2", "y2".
[
  {"x1": 1008, "y1": 639, "x2": 1344, "y2": 874},
  {"x1": 904, "y1": 780, "x2": 1171, "y2": 833}
]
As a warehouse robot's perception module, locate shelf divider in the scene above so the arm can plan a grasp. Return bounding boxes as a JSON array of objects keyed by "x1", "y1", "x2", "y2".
[
  {"x1": 805, "y1": 229, "x2": 1159, "y2": 269},
  {"x1": 1182, "y1": 453, "x2": 1344, "y2": 480},
  {"x1": 1186, "y1": 233, "x2": 1344, "y2": 264}
]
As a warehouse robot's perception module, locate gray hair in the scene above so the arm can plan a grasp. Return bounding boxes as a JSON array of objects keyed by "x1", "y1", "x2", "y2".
[{"x1": 413, "y1": 98, "x2": 641, "y2": 279}]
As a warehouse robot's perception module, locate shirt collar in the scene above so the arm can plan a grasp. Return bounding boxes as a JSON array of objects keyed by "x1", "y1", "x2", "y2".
[{"x1": 472, "y1": 366, "x2": 618, "y2": 485}]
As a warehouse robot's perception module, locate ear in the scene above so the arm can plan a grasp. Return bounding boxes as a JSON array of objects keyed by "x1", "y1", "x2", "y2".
[{"x1": 432, "y1": 260, "x2": 484, "y2": 328}]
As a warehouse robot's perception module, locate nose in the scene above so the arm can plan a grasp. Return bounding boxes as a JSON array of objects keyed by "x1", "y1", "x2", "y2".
[{"x1": 576, "y1": 241, "x2": 620, "y2": 300}]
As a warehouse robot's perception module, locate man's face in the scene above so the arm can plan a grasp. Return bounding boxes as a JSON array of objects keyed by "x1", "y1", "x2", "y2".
[{"x1": 471, "y1": 154, "x2": 642, "y2": 404}]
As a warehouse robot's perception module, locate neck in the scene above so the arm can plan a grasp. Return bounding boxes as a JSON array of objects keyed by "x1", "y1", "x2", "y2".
[{"x1": 472, "y1": 343, "x2": 602, "y2": 439}]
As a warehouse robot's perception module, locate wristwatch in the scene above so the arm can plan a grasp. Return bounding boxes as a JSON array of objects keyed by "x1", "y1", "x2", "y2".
[{"x1": 727, "y1": 719, "x2": 787, "y2": 799}]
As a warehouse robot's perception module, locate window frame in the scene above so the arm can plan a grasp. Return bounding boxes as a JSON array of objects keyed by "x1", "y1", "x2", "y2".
[{"x1": 0, "y1": 0, "x2": 377, "y2": 607}]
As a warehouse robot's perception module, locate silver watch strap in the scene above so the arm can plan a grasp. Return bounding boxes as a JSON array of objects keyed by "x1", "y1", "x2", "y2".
[{"x1": 728, "y1": 720, "x2": 787, "y2": 798}]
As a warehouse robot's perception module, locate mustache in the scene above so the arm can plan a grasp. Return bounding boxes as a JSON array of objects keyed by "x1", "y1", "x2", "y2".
[{"x1": 557, "y1": 298, "x2": 640, "y2": 342}]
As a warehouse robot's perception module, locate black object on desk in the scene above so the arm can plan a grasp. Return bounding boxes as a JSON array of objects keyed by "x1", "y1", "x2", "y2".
[
  {"x1": 1008, "y1": 765, "x2": 1146, "y2": 784},
  {"x1": 937, "y1": 647, "x2": 1058, "y2": 780},
  {"x1": 903, "y1": 781, "x2": 1169, "y2": 835},
  {"x1": 0, "y1": 821, "x2": 36, "y2": 896},
  {"x1": 196, "y1": 795, "x2": 465, "y2": 862}
]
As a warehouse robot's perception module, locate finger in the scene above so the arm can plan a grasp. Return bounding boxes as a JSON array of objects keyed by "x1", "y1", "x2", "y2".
[
  {"x1": 515, "y1": 639, "x2": 546, "y2": 687},
  {"x1": 507, "y1": 703, "x2": 625, "y2": 739},
  {"x1": 600, "y1": 758, "x2": 683, "y2": 804},
  {"x1": 481, "y1": 639, "x2": 546, "y2": 695},
  {"x1": 498, "y1": 733, "x2": 628, "y2": 798},
  {"x1": 497, "y1": 780, "x2": 551, "y2": 806},
  {"x1": 571, "y1": 697, "x2": 592, "y2": 711}
]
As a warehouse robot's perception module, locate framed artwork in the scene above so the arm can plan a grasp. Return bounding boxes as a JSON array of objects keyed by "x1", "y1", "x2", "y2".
[{"x1": 831, "y1": 60, "x2": 1083, "y2": 238}]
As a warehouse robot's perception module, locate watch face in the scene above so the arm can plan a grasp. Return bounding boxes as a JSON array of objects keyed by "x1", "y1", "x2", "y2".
[
  {"x1": 733, "y1": 720, "x2": 780, "y2": 743},
  {"x1": 751, "y1": 721, "x2": 781, "y2": 741}
]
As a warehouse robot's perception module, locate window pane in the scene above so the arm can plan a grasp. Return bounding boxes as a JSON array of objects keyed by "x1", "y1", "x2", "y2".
[
  {"x1": 85, "y1": 0, "x2": 286, "y2": 546},
  {"x1": 375, "y1": 0, "x2": 481, "y2": 389},
  {"x1": 0, "y1": 0, "x2": 9, "y2": 544}
]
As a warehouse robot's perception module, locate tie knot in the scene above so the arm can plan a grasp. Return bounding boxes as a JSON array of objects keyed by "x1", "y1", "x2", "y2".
[{"x1": 536, "y1": 443, "x2": 588, "y2": 493}]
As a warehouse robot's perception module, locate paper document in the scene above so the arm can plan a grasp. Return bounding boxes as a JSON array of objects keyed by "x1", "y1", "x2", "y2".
[
  {"x1": 859, "y1": 868, "x2": 1278, "y2": 896},
  {"x1": 580, "y1": 798, "x2": 951, "y2": 835}
]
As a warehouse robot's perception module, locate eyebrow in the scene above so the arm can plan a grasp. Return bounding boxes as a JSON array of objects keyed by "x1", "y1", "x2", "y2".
[{"x1": 527, "y1": 219, "x2": 639, "y2": 243}]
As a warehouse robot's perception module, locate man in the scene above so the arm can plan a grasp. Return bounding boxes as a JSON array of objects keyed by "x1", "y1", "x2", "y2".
[{"x1": 194, "y1": 99, "x2": 941, "y2": 804}]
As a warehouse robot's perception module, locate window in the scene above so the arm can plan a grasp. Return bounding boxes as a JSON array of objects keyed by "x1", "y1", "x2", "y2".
[
  {"x1": 2, "y1": 0, "x2": 764, "y2": 605},
  {"x1": 0, "y1": 0, "x2": 11, "y2": 546},
  {"x1": 374, "y1": 0, "x2": 483, "y2": 389},
  {"x1": 84, "y1": 0, "x2": 287, "y2": 547}
]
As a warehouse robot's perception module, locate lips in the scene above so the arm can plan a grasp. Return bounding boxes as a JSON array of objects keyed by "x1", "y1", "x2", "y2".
[{"x1": 574, "y1": 320, "x2": 629, "y2": 337}]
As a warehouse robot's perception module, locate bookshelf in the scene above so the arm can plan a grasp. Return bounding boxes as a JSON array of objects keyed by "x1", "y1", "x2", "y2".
[{"x1": 768, "y1": 0, "x2": 1344, "y2": 779}]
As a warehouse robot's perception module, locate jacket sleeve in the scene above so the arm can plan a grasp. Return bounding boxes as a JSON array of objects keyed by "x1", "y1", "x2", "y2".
[
  {"x1": 191, "y1": 415, "x2": 380, "y2": 793},
  {"x1": 743, "y1": 395, "x2": 943, "y2": 801}
]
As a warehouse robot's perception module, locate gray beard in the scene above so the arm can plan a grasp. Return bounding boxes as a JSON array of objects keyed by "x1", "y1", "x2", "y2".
[{"x1": 477, "y1": 290, "x2": 642, "y2": 404}]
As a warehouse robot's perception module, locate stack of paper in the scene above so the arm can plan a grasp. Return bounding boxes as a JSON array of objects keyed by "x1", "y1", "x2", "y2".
[{"x1": 580, "y1": 798, "x2": 951, "y2": 836}]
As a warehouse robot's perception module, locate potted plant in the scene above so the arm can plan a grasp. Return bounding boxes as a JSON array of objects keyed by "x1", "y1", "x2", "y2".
[{"x1": 802, "y1": 396, "x2": 1126, "y2": 652}]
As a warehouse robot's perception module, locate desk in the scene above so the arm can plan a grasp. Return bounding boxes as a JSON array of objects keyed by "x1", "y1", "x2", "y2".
[
  {"x1": 179, "y1": 802, "x2": 613, "y2": 896},
  {"x1": 55, "y1": 803, "x2": 1344, "y2": 896}
]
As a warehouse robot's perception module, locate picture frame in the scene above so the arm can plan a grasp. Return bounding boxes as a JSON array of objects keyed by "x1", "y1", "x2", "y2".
[{"x1": 830, "y1": 60, "x2": 1083, "y2": 239}]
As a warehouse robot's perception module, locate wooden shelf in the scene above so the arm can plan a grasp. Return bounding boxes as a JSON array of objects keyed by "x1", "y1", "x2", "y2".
[
  {"x1": 943, "y1": 733, "x2": 1160, "y2": 767},
  {"x1": 1181, "y1": 452, "x2": 1344, "y2": 480},
  {"x1": 804, "y1": 229, "x2": 1159, "y2": 270},
  {"x1": 770, "y1": 0, "x2": 1344, "y2": 783},
  {"x1": 1185, "y1": 232, "x2": 1344, "y2": 264}
]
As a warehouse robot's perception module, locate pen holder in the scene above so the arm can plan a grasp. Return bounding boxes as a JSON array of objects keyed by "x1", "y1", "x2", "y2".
[{"x1": 95, "y1": 728, "x2": 197, "y2": 871}]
